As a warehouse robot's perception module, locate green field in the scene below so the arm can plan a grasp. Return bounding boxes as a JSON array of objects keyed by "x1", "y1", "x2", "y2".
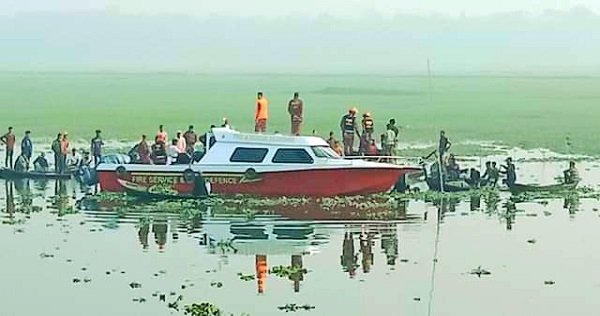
[{"x1": 0, "y1": 73, "x2": 597, "y2": 156}]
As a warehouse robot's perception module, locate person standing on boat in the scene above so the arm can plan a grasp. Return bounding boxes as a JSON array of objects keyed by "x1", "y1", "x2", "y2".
[
  {"x1": 176, "y1": 131, "x2": 187, "y2": 154},
  {"x1": 288, "y1": 92, "x2": 303, "y2": 136},
  {"x1": 0, "y1": 127, "x2": 16, "y2": 169},
  {"x1": 340, "y1": 107, "x2": 360, "y2": 156},
  {"x1": 21, "y1": 130, "x2": 33, "y2": 160},
  {"x1": 563, "y1": 161, "x2": 580, "y2": 184},
  {"x1": 362, "y1": 113, "x2": 374, "y2": 141},
  {"x1": 91, "y1": 129, "x2": 104, "y2": 166},
  {"x1": 501, "y1": 157, "x2": 517, "y2": 187},
  {"x1": 60, "y1": 132, "x2": 70, "y2": 173},
  {"x1": 137, "y1": 135, "x2": 151, "y2": 164},
  {"x1": 51, "y1": 133, "x2": 63, "y2": 173},
  {"x1": 438, "y1": 130, "x2": 451, "y2": 162},
  {"x1": 388, "y1": 119, "x2": 399, "y2": 153},
  {"x1": 480, "y1": 161, "x2": 492, "y2": 186},
  {"x1": 490, "y1": 162, "x2": 500, "y2": 187},
  {"x1": 183, "y1": 125, "x2": 197, "y2": 153},
  {"x1": 255, "y1": 92, "x2": 269, "y2": 133},
  {"x1": 383, "y1": 124, "x2": 396, "y2": 163},
  {"x1": 156, "y1": 125, "x2": 168, "y2": 144}
]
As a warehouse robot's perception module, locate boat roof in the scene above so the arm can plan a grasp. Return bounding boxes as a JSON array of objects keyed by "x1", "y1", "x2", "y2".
[{"x1": 212, "y1": 128, "x2": 329, "y2": 147}]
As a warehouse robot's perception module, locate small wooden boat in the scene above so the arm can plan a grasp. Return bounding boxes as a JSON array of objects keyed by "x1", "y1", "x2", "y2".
[
  {"x1": 425, "y1": 177, "x2": 473, "y2": 192},
  {"x1": 0, "y1": 167, "x2": 72, "y2": 180},
  {"x1": 508, "y1": 182, "x2": 578, "y2": 194}
]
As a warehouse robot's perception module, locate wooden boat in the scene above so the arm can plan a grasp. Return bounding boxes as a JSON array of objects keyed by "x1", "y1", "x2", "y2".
[
  {"x1": 508, "y1": 182, "x2": 578, "y2": 194},
  {"x1": 425, "y1": 177, "x2": 473, "y2": 192},
  {"x1": 0, "y1": 167, "x2": 72, "y2": 180}
]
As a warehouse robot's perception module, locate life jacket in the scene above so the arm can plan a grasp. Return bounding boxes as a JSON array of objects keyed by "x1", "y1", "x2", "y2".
[
  {"x1": 363, "y1": 118, "x2": 374, "y2": 133},
  {"x1": 343, "y1": 114, "x2": 356, "y2": 133}
]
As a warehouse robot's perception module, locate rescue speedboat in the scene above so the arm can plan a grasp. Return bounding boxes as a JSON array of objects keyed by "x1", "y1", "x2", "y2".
[{"x1": 96, "y1": 128, "x2": 420, "y2": 197}]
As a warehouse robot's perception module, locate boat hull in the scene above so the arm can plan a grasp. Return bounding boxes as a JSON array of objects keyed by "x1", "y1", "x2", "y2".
[
  {"x1": 97, "y1": 165, "x2": 419, "y2": 197},
  {"x1": 0, "y1": 167, "x2": 72, "y2": 180},
  {"x1": 508, "y1": 182, "x2": 578, "y2": 194}
]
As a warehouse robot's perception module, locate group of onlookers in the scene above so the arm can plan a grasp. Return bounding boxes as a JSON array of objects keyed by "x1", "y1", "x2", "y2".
[
  {"x1": 0, "y1": 126, "x2": 102, "y2": 174},
  {"x1": 0, "y1": 127, "x2": 34, "y2": 172},
  {"x1": 131, "y1": 123, "x2": 226, "y2": 165}
]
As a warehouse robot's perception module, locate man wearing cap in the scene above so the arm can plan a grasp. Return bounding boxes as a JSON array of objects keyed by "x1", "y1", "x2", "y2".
[
  {"x1": 340, "y1": 108, "x2": 361, "y2": 156},
  {"x1": 255, "y1": 92, "x2": 269, "y2": 133},
  {"x1": 288, "y1": 92, "x2": 303, "y2": 136},
  {"x1": 0, "y1": 127, "x2": 16, "y2": 168},
  {"x1": 91, "y1": 129, "x2": 104, "y2": 166}
]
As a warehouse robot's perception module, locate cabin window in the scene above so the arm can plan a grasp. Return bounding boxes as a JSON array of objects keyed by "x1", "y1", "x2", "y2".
[
  {"x1": 272, "y1": 149, "x2": 314, "y2": 164},
  {"x1": 311, "y1": 146, "x2": 341, "y2": 159},
  {"x1": 229, "y1": 147, "x2": 269, "y2": 163}
]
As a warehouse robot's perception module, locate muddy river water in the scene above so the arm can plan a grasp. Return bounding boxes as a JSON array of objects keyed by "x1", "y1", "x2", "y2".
[{"x1": 1, "y1": 153, "x2": 600, "y2": 316}]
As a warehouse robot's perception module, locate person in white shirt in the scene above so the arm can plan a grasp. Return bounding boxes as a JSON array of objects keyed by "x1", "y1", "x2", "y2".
[
  {"x1": 176, "y1": 131, "x2": 187, "y2": 154},
  {"x1": 66, "y1": 148, "x2": 82, "y2": 170},
  {"x1": 167, "y1": 139, "x2": 179, "y2": 164}
]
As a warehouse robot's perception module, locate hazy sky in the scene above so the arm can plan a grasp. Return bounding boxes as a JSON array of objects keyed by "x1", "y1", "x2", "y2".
[
  {"x1": 2, "y1": 0, "x2": 600, "y2": 16},
  {"x1": 1, "y1": 2, "x2": 599, "y2": 74}
]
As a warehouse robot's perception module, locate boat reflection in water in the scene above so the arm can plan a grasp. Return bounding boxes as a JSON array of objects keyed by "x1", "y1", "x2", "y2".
[{"x1": 195, "y1": 197, "x2": 413, "y2": 293}]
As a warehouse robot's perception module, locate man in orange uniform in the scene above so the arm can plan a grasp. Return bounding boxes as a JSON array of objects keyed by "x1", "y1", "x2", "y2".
[
  {"x1": 287, "y1": 92, "x2": 303, "y2": 136},
  {"x1": 255, "y1": 92, "x2": 269, "y2": 133}
]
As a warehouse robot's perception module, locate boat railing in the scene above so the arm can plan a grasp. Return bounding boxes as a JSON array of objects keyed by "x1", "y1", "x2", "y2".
[{"x1": 342, "y1": 155, "x2": 422, "y2": 165}]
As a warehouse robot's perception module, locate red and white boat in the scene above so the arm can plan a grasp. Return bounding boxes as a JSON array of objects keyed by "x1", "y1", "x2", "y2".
[{"x1": 96, "y1": 128, "x2": 420, "y2": 197}]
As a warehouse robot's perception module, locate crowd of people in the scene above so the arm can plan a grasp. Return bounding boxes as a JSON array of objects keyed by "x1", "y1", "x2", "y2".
[
  {"x1": 0, "y1": 127, "x2": 95, "y2": 174},
  {"x1": 0, "y1": 91, "x2": 582, "y2": 189},
  {"x1": 422, "y1": 131, "x2": 579, "y2": 188}
]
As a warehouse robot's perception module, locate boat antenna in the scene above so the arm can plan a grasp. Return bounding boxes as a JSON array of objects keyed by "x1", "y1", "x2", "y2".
[{"x1": 427, "y1": 58, "x2": 445, "y2": 193}]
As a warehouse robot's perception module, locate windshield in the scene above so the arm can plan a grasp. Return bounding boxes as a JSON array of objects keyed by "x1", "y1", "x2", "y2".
[{"x1": 311, "y1": 146, "x2": 341, "y2": 159}]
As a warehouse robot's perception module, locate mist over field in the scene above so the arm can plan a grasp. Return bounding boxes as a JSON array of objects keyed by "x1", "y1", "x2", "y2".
[{"x1": 1, "y1": 6, "x2": 600, "y2": 74}]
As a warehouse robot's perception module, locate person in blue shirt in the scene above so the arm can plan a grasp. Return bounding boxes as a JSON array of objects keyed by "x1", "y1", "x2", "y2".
[{"x1": 21, "y1": 130, "x2": 33, "y2": 161}]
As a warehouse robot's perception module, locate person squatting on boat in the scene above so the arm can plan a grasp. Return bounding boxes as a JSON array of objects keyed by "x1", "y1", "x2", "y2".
[{"x1": 33, "y1": 152, "x2": 49, "y2": 172}]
